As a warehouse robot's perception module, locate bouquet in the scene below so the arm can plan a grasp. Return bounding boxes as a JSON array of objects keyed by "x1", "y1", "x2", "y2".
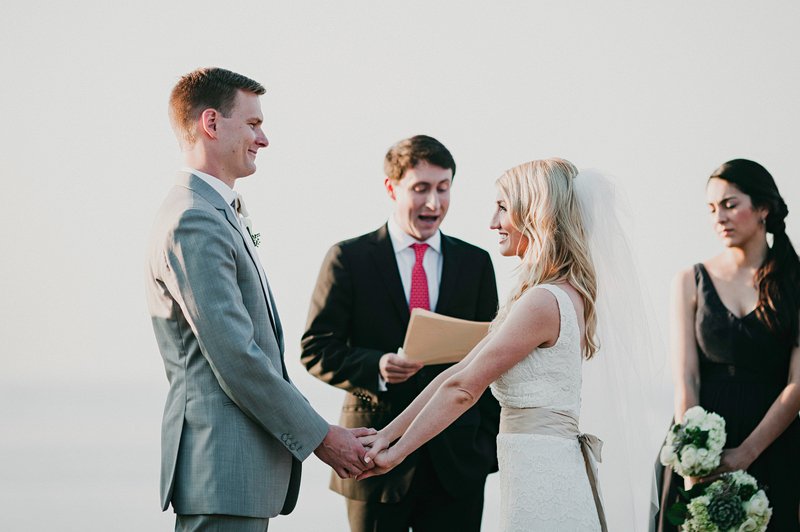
[
  {"x1": 660, "y1": 405, "x2": 726, "y2": 477},
  {"x1": 668, "y1": 471, "x2": 772, "y2": 532}
]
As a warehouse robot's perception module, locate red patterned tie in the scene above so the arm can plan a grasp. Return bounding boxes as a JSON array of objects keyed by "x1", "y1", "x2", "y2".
[{"x1": 409, "y1": 243, "x2": 430, "y2": 311}]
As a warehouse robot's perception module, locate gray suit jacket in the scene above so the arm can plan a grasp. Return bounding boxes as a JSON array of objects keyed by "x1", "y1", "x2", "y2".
[{"x1": 146, "y1": 172, "x2": 329, "y2": 518}]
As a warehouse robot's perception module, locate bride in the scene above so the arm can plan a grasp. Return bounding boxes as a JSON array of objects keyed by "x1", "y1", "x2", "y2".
[{"x1": 358, "y1": 158, "x2": 609, "y2": 531}]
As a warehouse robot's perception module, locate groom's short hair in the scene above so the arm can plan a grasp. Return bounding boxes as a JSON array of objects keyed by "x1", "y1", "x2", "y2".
[
  {"x1": 169, "y1": 67, "x2": 265, "y2": 147},
  {"x1": 384, "y1": 135, "x2": 457, "y2": 182}
]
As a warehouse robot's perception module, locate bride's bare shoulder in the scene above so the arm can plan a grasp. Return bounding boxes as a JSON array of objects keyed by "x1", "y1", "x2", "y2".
[{"x1": 508, "y1": 286, "x2": 562, "y2": 340}]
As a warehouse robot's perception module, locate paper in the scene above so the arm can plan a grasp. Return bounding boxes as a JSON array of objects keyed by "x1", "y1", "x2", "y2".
[{"x1": 400, "y1": 308, "x2": 491, "y2": 365}]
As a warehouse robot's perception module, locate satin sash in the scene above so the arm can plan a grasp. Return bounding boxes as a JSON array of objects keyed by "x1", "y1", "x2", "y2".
[{"x1": 500, "y1": 407, "x2": 608, "y2": 532}]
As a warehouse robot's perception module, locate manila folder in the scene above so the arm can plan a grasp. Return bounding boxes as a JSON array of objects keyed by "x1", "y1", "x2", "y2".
[{"x1": 401, "y1": 308, "x2": 490, "y2": 365}]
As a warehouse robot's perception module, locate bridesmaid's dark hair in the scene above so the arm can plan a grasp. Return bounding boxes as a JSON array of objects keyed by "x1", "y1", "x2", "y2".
[{"x1": 709, "y1": 159, "x2": 800, "y2": 347}]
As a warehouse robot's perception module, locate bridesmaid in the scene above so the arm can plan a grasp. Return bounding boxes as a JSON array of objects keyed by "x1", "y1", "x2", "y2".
[{"x1": 656, "y1": 159, "x2": 800, "y2": 531}]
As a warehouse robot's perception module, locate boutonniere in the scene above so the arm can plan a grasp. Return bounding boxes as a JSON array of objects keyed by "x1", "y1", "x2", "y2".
[
  {"x1": 236, "y1": 196, "x2": 261, "y2": 248},
  {"x1": 247, "y1": 227, "x2": 261, "y2": 247},
  {"x1": 242, "y1": 217, "x2": 260, "y2": 247}
]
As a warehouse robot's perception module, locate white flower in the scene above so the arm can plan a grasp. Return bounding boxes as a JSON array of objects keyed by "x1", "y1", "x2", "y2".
[
  {"x1": 738, "y1": 517, "x2": 758, "y2": 531},
  {"x1": 708, "y1": 434, "x2": 726, "y2": 452},
  {"x1": 730, "y1": 470, "x2": 757, "y2": 488},
  {"x1": 680, "y1": 445, "x2": 699, "y2": 469},
  {"x1": 702, "y1": 411, "x2": 724, "y2": 428},
  {"x1": 745, "y1": 491, "x2": 770, "y2": 516},
  {"x1": 683, "y1": 406, "x2": 705, "y2": 424},
  {"x1": 660, "y1": 445, "x2": 676, "y2": 466},
  {"x1": 699, "y1": 456, "x2": 717, "y2": 472}
]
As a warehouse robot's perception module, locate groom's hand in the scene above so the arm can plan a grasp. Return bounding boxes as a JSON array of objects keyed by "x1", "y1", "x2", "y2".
[
  {"x1": 379, "y1": 353, "x2": 423, "y2": 384},
  {"x1": 314, "y1": 425, "x2": 376, "y2": 479}
]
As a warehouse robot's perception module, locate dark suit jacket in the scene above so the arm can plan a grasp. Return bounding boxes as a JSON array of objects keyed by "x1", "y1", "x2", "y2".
[{"x1": 301, "y1": 224, "x2": 500, "y2": 503}]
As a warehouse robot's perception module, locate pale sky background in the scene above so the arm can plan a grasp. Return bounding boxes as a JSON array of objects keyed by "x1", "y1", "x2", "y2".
[{"x1": 1, "y1": 2, "x2": 799, "y2": 531}]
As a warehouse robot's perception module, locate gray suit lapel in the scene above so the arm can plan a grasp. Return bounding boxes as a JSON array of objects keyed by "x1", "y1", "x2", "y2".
[
  {"x1": 178, "y1": 172, "x2": 282, "y2": 347},
  {"x1": 177, "y1": 171, "x2": 241, "y2": 232}
]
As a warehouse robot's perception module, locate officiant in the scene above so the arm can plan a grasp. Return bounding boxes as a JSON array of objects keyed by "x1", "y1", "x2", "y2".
[{"x1": 301, "y1": 134, "x2": 500, "y2": 532}]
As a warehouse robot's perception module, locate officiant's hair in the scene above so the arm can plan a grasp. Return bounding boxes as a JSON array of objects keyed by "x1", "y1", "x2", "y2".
[
  {"x1": 384, "y1": 135, "x2": 456, "y2": 183},
  {"x1": 709, "y1": 159, "x2": 799, "y2": 348},
  {"x1": 169, "y1": 67, "x2": 265, "y2": 147},
  {"x1": 494, "y1": 158, "x2": 599, "y2": 359}
]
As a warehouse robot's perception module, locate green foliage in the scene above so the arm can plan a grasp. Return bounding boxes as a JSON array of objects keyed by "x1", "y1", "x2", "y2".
[
  {"x1": 669, "y1": 482, "x2": 712, "y2": 526},
  {"x1": 666, "y1": 502, "x2": 688, "y2": 526},
  {"x1": 674, "y1": 426, "x2": 710, "y2": 449}
]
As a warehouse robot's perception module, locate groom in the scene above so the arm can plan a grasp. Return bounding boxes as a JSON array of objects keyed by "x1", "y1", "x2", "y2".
[
  {"x1": 302, "y1": 135, "x2": 500, "y2": 531},
  {"x1": 145, "y1": 67, "x2": 372, "y2": 531}
]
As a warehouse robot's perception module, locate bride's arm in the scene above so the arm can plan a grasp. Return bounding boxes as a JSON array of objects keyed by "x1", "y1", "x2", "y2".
[
  {"x1": 361, "y1": 333, "x2": 494, "y2": 450},
  {"x1": 671, "y1": 267, "x2": 701, "y2": 423},
  {"x1": 361, "y1": 288, "x2": 559, "y2": 474}
]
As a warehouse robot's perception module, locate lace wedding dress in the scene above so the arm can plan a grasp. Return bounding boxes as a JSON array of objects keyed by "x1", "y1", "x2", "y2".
[{"x1": 490, "y1": 284, "x2": 602, "y2": 532}]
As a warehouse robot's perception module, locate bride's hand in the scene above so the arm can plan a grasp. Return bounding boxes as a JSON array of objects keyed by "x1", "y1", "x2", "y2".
[
  {"x1": 359, "y1": 430, "x2": 392, "y2": 457},
  {"x1": 356, "y1": 446, "x2": 401, "y2": 480}
]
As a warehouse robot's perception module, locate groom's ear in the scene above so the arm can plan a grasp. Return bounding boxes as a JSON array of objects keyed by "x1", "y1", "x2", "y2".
[
  {"x1": 199, "y1": 108, "x2": 219, "y2": 139},
  {"x1": 384, "y1": 177, "x2": 397, "y2": 201}
]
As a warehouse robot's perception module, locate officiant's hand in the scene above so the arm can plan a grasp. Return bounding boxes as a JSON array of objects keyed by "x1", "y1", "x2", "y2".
[{"x1": 379, "y1": 353, "x2": 423, "y2": 384}]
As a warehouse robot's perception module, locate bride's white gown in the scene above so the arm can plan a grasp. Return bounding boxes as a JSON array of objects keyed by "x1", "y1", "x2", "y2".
[{"x1": 490, "y1": 284, "x2": 601, "y2": 532}]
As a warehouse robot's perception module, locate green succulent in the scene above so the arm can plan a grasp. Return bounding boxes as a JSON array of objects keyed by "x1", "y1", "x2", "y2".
[{"x1": 708, "y1": 494, "x2": 745, "y2": 530}]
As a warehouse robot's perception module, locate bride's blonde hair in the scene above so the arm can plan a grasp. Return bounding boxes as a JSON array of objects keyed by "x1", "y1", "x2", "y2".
[{"x1": 492, "y1": 158, "x2": 599, "y2": 359}]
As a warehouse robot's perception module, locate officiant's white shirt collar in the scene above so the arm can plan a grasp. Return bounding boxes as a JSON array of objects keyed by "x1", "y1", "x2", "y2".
[
  {"x1": 387, "y1": 216, "x2": 442, "y2": 254},
  {"x1": 183, "y1": 167, "x2": 238, "y2": 208}
]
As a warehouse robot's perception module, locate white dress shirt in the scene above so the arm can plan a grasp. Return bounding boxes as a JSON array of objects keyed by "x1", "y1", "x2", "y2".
[{"x1": 378, "y1": 218, "x2": 444, "y2": 391}]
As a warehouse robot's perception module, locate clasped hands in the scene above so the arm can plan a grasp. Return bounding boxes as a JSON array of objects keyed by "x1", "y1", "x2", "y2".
[
  {"x1": 355, "y1": 429, "x2": 402, "y2": 480},
  {"x1": 315, "y1": 351, "x2": 420, "y2": 481},
  {"x1": 313, "y1": 425, "x2": 402, "y2": 480}
]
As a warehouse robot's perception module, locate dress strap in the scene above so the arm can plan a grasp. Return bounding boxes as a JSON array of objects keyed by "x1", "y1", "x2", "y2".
[
  {"x1": 693, "y1": 262, "x2": 703, "y2": 285},
  {"x1": 535, "y1": 284, "x2": 579, "y2": 349}
]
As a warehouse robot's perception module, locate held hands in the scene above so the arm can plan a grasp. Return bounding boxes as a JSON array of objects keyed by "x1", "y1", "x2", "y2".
[
  {"x1": 379, "y1": 352, "x2": 423, "y2": 384},
  {"x1": 314, "y1": 425, "x2": 377, "y2": 479},
  {"x1": 354, "y1": 430, "x2": 402, "y2": 480}
]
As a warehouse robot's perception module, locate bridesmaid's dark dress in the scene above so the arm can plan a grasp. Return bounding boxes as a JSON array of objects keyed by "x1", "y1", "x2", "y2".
[{"x1": 656, "y1": 264, "x2": 800, "y2": 531}]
